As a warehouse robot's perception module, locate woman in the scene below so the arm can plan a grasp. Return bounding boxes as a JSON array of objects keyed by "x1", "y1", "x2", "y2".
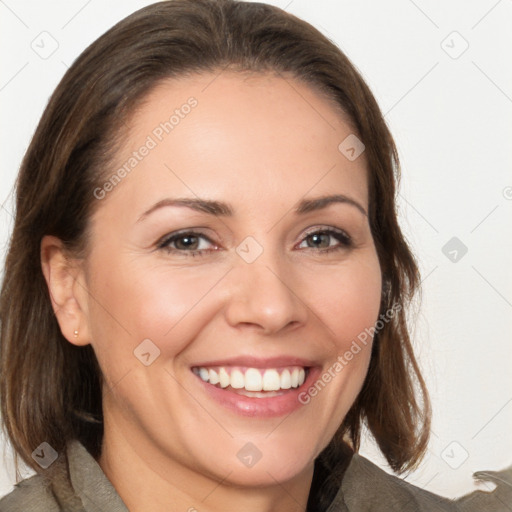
[{"x1": 0, "y1": 1, "x2": 509, "y2": 510}]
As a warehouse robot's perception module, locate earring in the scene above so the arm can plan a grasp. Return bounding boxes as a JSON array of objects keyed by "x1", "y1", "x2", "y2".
[{"x1": 73, "y1": 330, "x2": 79, "y2": 338}]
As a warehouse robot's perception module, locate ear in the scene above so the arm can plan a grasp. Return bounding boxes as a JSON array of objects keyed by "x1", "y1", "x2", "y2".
[{"x1": 41, "y1": 235, "x2": 91, "y2": 346}]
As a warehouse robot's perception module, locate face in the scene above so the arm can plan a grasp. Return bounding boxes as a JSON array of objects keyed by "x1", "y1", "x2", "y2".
[{"x1": 73, "y1": 72, "x2": 382, "y2": 486}]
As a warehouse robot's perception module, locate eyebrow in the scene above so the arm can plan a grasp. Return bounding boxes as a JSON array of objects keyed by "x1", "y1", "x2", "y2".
[{"x1": 137, "y1": 193, "x2": 368, "y2": 222}]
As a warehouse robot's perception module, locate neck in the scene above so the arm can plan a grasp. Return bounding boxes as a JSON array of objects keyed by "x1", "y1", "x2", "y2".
[{"x1": 98, "y1": 419, "x2": 315, "y2": 512}]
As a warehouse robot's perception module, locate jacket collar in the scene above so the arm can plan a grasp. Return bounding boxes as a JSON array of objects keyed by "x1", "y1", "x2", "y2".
[{"x1": 67, "y1": 440, "x2": 129, "y2": 512}]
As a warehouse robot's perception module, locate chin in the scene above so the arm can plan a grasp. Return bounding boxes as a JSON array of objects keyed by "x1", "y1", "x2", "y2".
[
  {"x1": 224, "y1": 459, "x2": 312, "y2": 488},
  {"x1": 203, "y1": 437, "x2": 317, "y2": 488}
]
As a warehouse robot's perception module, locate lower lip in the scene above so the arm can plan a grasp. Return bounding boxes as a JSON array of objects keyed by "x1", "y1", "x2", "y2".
[{"x1": 192, "y1": 367, "x2": 322, "y2": 418}]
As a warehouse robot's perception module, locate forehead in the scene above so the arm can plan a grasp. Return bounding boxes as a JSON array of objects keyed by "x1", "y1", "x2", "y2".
[{"x1": 99, "y1": 71, "x2": 369, "y2": 218}]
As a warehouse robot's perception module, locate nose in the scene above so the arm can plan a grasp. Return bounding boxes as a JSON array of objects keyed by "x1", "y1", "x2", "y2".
[{"x1": 223, "y1": 252, "x2": 309, "y2": 335}]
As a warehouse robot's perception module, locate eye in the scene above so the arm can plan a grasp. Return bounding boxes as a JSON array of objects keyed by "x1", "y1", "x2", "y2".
[
  {"x1": 157, "y1": 230, "x2": 218, "y2": 256},
  {"x1": 156, "y1": 227, "x2": 353, "y2": 258},
  {"x1": 297, "y1": 227, "x2": 352, "y2": 253}
]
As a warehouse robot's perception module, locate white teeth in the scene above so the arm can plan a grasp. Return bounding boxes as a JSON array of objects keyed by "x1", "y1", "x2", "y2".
[
  {"x1": 194, "y1": 365, "x2": 308, "y2": 392},
  {"x1": 219, "y1": 367, "x2": 230, "y2": 388},
  {"x1": 230, "y1": 369, "x2": 245, "y2": 389},
  {"x1": 244, "y1": 368, "x2": 263, "y2": 391},
  {"x1": 291, "y1": 368, "x2": 299, "y2": 387},
  {"x1": 208, "y1": 368, "x2": 219, "y2": 385},
  {"x1": 280, "y1": 369, "x2": 291, "y2": 389},
  {"x1": 262, "y1": 369, "x2": 280, "y2": 391}
]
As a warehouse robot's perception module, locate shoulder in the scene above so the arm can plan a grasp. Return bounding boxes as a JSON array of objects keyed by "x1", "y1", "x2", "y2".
[
  {"x1": 335, "y1": 453, "x2": 457, "y2": 511},
  {"x1": 0, "y1": 474, "x2": 60, "y2": 512},
  {"x1": 329, "y1": 453, "x2": 512, "y2": 512},
  {"x1": 0, "y1": 440, "x2": 128, "y2": 512}
]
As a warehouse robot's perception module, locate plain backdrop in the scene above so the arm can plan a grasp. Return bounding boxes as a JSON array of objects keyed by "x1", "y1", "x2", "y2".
[{"x1": 1, "y1": 0, "x2": 511, "y2": 501}]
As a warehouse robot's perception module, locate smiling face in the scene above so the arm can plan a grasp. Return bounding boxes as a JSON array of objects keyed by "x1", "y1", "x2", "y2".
[{"x1": 68, "y1": 71, "x2": 382, "y2": 491}]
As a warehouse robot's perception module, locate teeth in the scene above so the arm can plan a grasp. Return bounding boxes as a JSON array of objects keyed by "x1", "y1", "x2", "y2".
[
  {"x1": 194, "y1": 366, "x2": 307, "y2": 392},
  {"x1": 280, "y1": 369, "x2": 291, "y2": 389},
  {"x1": 262, "y1": 369, "x2": 280, "y2": 391},
  {"x1": 245, "y1": 368, "x2": 262, "y2": 391},
  {"x1": 219, "y1": 367, "x2": 230, "y2": 388},
  {"x1": 199, "y1": 367, "x2": 209, "y2": 381},
  {"x1": 208, "y1": 368, "x2": 219, "y2": 385},
  {"x1": 291, "y1": 368, "x2": 299, "y2": 387},
  {"x1": 230, "y1": 369, "x2": 244, "y2": 389}
]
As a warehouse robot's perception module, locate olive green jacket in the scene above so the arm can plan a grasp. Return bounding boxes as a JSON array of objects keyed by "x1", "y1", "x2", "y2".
[{"x1": 0, "y1": 440, "x2": 510, "y2": 511}]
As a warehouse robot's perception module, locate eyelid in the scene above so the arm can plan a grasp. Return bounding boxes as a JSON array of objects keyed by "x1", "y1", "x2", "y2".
[
  {"x1": 298, "y1": 225, "x2": 352, "y2": 243},
  {"x1": 301, "y1": 224, "x2": 350, "y2": 238}
]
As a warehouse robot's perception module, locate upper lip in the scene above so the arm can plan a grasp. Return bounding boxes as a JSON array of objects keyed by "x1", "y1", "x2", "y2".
[{"x1": 190, "y1": 355, "x2": 318, "y2": 369}]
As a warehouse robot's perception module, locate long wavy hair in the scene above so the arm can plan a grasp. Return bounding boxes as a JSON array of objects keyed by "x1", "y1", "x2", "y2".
[{"x1": 0, "y1": 1, "x2": 430, "y2": 510}]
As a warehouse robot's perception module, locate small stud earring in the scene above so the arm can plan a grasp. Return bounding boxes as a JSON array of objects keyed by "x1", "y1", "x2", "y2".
[{"x1": 73, "y1": 330, "x2": 79, "y2": 338}]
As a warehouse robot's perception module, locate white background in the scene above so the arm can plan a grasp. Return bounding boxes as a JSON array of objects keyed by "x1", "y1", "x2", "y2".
[{"x1": 1, "y1": 0, "x2": 511, "y2": 501}]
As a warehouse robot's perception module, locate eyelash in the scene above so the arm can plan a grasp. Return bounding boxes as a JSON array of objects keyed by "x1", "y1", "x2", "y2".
[{"x1": 157, "y1": 227, "x2": 353, "y2": 258}]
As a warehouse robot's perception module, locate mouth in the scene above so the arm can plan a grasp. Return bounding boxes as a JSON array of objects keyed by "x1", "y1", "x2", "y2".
[
  {"x1": 191, "y1": 365, "x2": 310, "y2": 397},
  {"x1": 190, "y1": 358, "x2": 319, "y2": 417}
]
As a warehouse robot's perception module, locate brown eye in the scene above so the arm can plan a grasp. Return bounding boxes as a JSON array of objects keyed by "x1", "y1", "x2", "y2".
[
  {"x1": 298, "y1": 228, "x2": 352, "y2": 252},
  {"x1": 157, "y1": 231, "x2": 217, "y2": 256},
  {"x1": 305, "y1": 232, "x2": 331, "y2": 248},
  {"x1": 174, "y1": 234, "x2": 200, "y2": 250}
]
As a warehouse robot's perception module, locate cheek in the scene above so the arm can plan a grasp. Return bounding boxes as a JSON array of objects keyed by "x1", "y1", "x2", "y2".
[
  {"x1": 85, "y1": 257, "x2": 228, "y2": 365},
  {"x1": 288, "y1": 254, "x2": 382, "y2": 455},
  {"x1": 308, "y1": 256, "x2": 382, "y2": 353},
  {"x1": 294, "y1": 254, "x2": 381, "y2": 423}
]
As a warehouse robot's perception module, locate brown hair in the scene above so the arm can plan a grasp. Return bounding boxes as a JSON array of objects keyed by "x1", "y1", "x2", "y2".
[{"x1": 0, "y1": 1, "x2": 430, "y2": 510}]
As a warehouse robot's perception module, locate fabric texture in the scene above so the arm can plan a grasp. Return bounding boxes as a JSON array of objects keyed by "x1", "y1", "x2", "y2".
[{"x1": 0, "y1": 440, "x2": 510, "y2": 511}]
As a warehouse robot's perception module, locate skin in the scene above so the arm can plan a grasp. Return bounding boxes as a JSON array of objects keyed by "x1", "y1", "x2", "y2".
[{"x1": 41, "y1": 71, "x2": 382, "y2": 512}]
